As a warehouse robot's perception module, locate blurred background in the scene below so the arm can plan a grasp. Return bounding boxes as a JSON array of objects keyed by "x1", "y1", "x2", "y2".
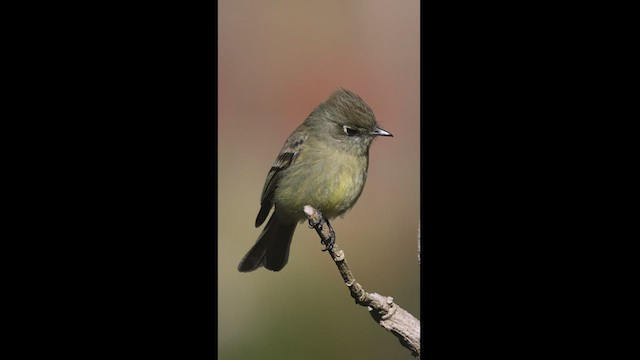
[{"x1": 218, "y1": 1, "x2": 420, "y2": 359}]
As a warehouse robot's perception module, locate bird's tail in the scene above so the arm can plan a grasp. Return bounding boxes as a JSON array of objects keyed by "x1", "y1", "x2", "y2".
[{"x1": 238, "y1": 211, "x2": 297, "y2": 272}]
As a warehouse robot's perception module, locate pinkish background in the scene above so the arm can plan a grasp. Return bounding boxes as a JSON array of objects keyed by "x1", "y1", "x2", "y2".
[{"x1": 218, "y1": 1, "x2": 420, "y2": 359}]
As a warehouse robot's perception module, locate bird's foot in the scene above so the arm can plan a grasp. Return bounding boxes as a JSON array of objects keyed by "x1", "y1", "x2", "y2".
[{"x1": 321, "y1": 219, "x2": 335, "y2": 252}]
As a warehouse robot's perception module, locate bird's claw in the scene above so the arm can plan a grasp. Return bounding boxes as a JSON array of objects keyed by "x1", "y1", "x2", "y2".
[
  {"x1": 321, "y1": 225, "x2": 335, "y2": 251},
  {"x1": 308, "y1": 215, "x2": 336, "y2": 252}
]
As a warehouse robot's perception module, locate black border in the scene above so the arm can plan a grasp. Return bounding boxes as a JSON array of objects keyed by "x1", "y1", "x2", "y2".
[{"x1": 22, "y1": 1, "x2": 594, "y2": 358}]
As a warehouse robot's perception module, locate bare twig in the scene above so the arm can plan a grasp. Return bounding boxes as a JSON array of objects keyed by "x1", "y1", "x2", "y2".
[{"x1": 303, "y1": 205, "x2": 421, "y2": 357}]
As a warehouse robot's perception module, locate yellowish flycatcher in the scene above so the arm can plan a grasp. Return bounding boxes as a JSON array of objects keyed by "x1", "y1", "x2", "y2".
[{"x1": 238, "y1": 88, "x2": 392, "y2": 272}]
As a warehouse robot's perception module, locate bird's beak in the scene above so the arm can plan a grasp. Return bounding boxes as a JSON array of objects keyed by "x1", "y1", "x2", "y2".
[{"x1": 371, "y1": 127, "x2": 393, "y2": 137}]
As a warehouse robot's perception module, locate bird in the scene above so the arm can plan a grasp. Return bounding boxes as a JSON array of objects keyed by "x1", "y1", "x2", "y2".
[{"x1": 238, "y1": 88, "x2": 392, "y2": 272}]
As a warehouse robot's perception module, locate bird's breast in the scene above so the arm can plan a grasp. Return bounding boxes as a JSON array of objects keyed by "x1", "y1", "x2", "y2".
[{"x1": 274, "y1": 150, "x2": 368, "y2": 220}]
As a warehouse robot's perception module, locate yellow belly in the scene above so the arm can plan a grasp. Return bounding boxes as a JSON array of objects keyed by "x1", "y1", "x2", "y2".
[{"x1": 274, "y1": 150, "x2": 368, "y2": 220}]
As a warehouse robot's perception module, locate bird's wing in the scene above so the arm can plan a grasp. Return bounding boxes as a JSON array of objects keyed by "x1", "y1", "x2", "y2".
[{"x1": 255, "y1": 131, "x2": 307, "y2": 227}]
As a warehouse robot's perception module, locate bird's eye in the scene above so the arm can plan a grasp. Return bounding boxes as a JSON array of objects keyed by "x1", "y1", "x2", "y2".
[{"x1": 343, "y1": 125, "x2": 358, "y2": 136}]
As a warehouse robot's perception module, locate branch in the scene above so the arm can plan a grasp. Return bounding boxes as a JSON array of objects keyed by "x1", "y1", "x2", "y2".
[{"x1": 303, "y1": 206, "x2": 421, "y2": 358}]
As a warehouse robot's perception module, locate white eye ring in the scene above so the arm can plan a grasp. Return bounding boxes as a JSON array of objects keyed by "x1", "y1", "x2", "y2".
[{"x1": 343, "y1": 125, "x2": 357, "y2": 136}]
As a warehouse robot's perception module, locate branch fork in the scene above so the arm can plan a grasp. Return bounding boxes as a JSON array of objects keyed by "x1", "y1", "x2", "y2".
[{"x1": 303, "y1": 205, "x2": 421, "y2": 357}]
